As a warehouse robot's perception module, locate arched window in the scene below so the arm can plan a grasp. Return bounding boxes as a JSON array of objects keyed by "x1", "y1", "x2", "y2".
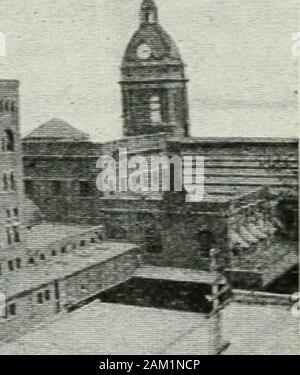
[
  {"x1": 13, "y1": 225, "x2": 20, "y2": 243},
  {"x1": 198, "y1": 231, "x2": 216, "y2": 258},
  {"x1": 149, "y1": 95, "x2": 162, "y2": 125},
  {"x1": 6, "y1": 228, "x2": 12, "y2": 245},
  {"x1": 10, "y1": 172, "x2": 16, "y2": 190},
  {"x1": 3, "y1": 129, "x2": 14, "y2": 151},
  {"x1": 3, "y1": 173, "x2": 8, "y2": 190},
  {"x1": 149, "y1": 12, "x2": 156, "y2": 23},
  {"x1": 4, "y1": 100, "x2": 10, "y2": 111}
]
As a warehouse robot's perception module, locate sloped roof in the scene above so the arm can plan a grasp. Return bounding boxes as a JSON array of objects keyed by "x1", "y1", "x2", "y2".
[
  {"x1": 22, "y1": 197, "x2": 43, "y2": 225},
  {"x1": 123, "y1": 25, "x2": 183, "y2": 65},
  {"x1": 24, "y1": 118, "x2": 90, "y2": 142}
]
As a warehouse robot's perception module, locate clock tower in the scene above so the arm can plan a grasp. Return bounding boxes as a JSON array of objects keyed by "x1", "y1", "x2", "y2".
[{"x1": 121, "y1": 0, "x2": 190, "y2": 138}]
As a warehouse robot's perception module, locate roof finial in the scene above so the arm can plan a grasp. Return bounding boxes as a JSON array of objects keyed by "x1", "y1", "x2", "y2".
[{"x1": 140, "y1": 0, "x2": 158, "y2": 25}]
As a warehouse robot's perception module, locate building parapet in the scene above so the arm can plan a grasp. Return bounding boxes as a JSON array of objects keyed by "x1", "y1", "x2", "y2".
[{"x1": 233, "y1": 289, "x2": 293, "y2": 306}]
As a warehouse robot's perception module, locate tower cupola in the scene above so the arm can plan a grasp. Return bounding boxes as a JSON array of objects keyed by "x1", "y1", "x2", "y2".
[
  {"x1": 140, "y1": 0, "x2": 158, "y2": 25},
  {"x1": 120, "y1": 0, "x2": 190, "y2": 138}
]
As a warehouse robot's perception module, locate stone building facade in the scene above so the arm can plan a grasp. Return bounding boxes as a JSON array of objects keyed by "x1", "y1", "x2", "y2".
[
  {"x1": 0, "y1": 0, "x2": 298, "y2": 346},
  {"x1": 22, "y1": 0, "x2": 299, "y2": 290}
]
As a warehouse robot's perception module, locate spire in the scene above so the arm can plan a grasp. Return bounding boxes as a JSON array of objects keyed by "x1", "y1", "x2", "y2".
[{"x1": 140, "y1": 0, "x2": 158, "y2": 25}]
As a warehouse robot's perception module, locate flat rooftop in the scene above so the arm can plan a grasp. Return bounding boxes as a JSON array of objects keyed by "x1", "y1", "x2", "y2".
[
  {"x1": 0, "y1": 241, "x2": 139, "y2": 299},
  {"x1": 134, "y1": 266, "x2": 224, "y2": 285},
  {"x1": 25, "y1": 223, "x2": 99, "y2": 251},
  {"x1": 173, "y1": 137, "x2": 299, "y2": 145},
  {"x1": 0, "y1": 301, "x2": 298, "y2": 355}
]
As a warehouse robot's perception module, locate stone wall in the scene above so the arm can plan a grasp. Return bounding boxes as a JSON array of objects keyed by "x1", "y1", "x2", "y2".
[{"x1": 0, "y1": 80, "x2": 26, "y2": 266}]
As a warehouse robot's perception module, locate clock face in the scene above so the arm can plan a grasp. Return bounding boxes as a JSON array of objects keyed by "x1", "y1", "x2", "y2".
[{"x1": 137, "y1": 44, "x2": 151, "y2": 60}]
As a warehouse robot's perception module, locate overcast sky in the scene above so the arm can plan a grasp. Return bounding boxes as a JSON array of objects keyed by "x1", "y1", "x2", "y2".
[{"x1": 0, "y1": 0, "x2": 298, "y2": 141}]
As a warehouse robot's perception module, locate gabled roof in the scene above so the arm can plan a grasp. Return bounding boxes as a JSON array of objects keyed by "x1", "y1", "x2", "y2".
[{"x1": 24, "y1": 118, "x2": 90, "y2": 142}]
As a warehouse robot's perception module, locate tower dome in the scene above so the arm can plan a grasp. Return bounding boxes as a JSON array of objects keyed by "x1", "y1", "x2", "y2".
[{"x1": 122, "y1": 0, "x2": 183, "y2": 69}]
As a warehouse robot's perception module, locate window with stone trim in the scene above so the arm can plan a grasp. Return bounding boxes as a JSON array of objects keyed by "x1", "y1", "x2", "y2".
[{"x1": 149, "y1": 95, "x2": 162, "y2": 125}]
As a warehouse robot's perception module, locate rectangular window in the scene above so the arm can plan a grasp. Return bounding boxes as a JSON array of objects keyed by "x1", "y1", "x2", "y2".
[
  {"x1": 145, "y1": 228, "x2": 162, "y2": 254},
  {"x1": 16, "y1": 258, "x2": 21, "y2": 269},
  {"x1": 10, "y1": 172, "x2": 16, "y2": 191},
  {"x1": 13, "y1": 208, "x2": 19, "y2": 218},
  {"x1": 79, "y1": 181, "x2": 92, "y2": 197},
  {"x1": 37, "y1": 292, "x2": 43, "y2": 304},
  {"x1": 13, "y1": 226, "x2": 20, "y2": 243},
  {"x1": 51, "y1": 180, "x2": 62, "y2": 196},
  {"x1": 6, "y1": 228, "x2": 11, "y2": 245},
  {"x1": 8, "y1": 260, "x2": 14, "y2": 271},
  {"x1": 45, "y1": 290, "x2": 51, "y2": 301},
  {"x1": 3, "y1": 173, "x2": 8, "y2": 190},
  {"x1": 8, "y1": 303, "x2": 16, "y2": 316},
  {"x1": 24, "y1": 180, "x2": 34, "y2": 195}
]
